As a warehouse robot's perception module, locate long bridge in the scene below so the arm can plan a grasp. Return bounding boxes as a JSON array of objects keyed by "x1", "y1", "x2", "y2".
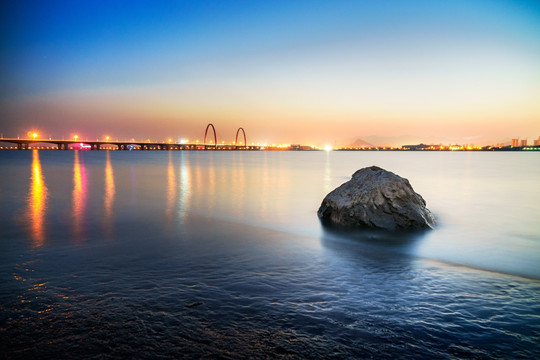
[{"x1": 0, "y1": 124, "x2": 261, "y2": 151}]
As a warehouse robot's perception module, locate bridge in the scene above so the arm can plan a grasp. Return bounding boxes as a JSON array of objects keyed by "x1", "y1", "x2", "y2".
[{"x1": 0, "y1": 124, "x2": 261, "y2": 151}]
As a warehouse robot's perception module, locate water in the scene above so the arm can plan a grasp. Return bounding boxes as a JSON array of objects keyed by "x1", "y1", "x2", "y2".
[{"x1": 1, "y1": 150, "x2": 539, "y2": 359}]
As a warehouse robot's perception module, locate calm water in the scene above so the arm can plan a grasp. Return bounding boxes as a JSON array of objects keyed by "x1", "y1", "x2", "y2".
[{"x1": 1, "y1": 150, "x2": 539, "y2": 359}]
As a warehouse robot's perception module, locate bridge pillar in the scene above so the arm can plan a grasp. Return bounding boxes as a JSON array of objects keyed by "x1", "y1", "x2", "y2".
[{"x1": 24, "y1": 143, "x2": 29, "y2": 150}]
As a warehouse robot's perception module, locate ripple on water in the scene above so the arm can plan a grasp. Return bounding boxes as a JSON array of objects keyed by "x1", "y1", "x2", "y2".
[{"x1": 1, "y1": 220, "x2": 540, "y2": 359}]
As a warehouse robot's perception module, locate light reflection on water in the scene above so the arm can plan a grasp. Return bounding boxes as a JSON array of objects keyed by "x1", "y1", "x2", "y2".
[
  {"x1": 104, "y1": 151, "x2": 115, "y2": 235},
  {"x1": 10, "y1": 150, "x2": 540, "y2": 276},
  {"x1": 166, "y1": 151, "x2": 176, "y2": 222},
  {"x1": 27, "y1": 150, "x2": 48, "y2": 247},
  {"x1": 72, "y1": 151, "x2": 87, "y2": 240},
  {"x1": 0, "y1": 150, "x2": 539, "y2": 359},
  {"x1": 177, "y1": 152, "x2": 190, "y2": 224}
]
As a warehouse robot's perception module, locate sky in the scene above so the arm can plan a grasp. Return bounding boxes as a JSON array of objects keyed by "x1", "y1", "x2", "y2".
[{"x1": 1, "y1": 0, "x2": 539, "y2": 146}]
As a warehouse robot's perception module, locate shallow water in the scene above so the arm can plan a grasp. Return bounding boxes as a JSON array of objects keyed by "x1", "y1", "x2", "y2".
[{"x1": 1, "y1": 150, "x2": 539, "y2": 359}]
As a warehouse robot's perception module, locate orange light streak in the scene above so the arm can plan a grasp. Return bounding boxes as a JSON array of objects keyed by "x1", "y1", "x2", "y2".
[
  {"x1": 166, "y1": 151, "x2": 176, "y2": 221},
  {"x1": 28, "y1": 150, "x2": 48, "y2": 247},
  {"x1": 104, "y1": 151, "x2": 115, "y2": 235},
  {"x1": 72, "y1": 151, "x2": 87, "y2": 240}
]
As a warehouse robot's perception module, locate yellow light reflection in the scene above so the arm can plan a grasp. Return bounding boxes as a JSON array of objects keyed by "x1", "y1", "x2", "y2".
[
  {"x1": 72, "y1": 151, "x2": 87, "y2": 240},
  {"x1": 28, "y1": 150, "x2": 48, "y2": 247},
  {"x1": 207, "y1": 153, "x2": 216, "y2": 211},
  {"x1": 166, "y1": 151, "x2": 177, "y2": 221},
  {"x1": 324, "y1": 150, "x2": 333, "y2": 193},
  {"x1": 231, "y1": 152, "x2": 246, "y2": 216},
  {"x1": 178, "y1": 152, "x2": 191, "y2": 223},
  {"x1": 104, "y1": 151, "x2": 115, "y2": 235}
]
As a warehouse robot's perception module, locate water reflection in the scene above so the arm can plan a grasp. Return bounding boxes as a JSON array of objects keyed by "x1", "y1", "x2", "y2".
[
  {"x1": 260, "y1": 153, "x2": 270, "y2": 218},
  {"x1": 104, "y1": 151, "x2": 115, "y2": 235},
  {"x1": 320, "y1": 221, "x2": 425, "y2": 251},
  {"x1": 27, "y1": 150, "x2": 48, "y2": 247},
  {"x1": 166, "y1": 151, "x2": 176, "y2": 221},
  {"x1": 130, "y1": 165, "x2": 136, "y2": 205},
  {"x1": 319, "y1": 225, "x2": 425, "y2": 278},
  {"x1": 324, "y1": 151, "x2": 332, "y2": 193},
  {"x1": 177, "y1": 152, "x2": 190, "y2": 223},
  {"x1": 232, "y1": 152, "x2": 246, "y2": 216},
  {"x1": 72, "y1": 151, "x2": 87, "y2": 239},
  {"x1": 207, "y1": 153, "x2": 216, "y2": 212}
]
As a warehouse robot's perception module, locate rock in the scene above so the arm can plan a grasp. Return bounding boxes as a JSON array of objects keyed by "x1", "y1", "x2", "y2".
[{"x1": 317, "y1": 166, "x2": 435, "y2": 231}]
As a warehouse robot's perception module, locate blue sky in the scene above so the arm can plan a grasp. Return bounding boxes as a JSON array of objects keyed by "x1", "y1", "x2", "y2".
[{"x1": 1, "y1": 0, "x2": 539, "y2": 145}]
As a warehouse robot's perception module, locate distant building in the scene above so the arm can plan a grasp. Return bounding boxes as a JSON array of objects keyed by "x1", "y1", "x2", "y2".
[
  {"x1": 402, "y1": 144, "x2": 430, "y2": 150},
  {"x1": 534, "y1": 137, "x2": 540, "y2": 146},
  {"x1": 290, "y1": 144, "x2": 313, "y2": 151},
  {"x1": 520, "y1": 139, "x2": 528, "y2": 147},
  {"x1": 511, "y1": 139, "x2": 520, "y2": 147}
]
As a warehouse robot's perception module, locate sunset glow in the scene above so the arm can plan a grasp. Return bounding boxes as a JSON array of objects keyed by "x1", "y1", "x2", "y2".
[{"x1": 1, "y1": 1, "x2": 539, "y2": 146}]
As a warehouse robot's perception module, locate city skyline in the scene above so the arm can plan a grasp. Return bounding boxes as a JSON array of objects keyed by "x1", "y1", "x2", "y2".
[{"x1": 1, "y1": 0, "x2": 539, "y2": 146}]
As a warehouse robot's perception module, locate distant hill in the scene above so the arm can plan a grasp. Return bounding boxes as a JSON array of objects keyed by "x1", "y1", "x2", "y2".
[{"x1": 348, "y1": 138, "x2": 374, "y2": 148}]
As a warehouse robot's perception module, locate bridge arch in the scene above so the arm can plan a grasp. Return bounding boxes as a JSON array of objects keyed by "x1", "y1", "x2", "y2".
[
  {"x1": 235, "y1": 127, "x2": 247, "y2": 146},
  {"x1": 204, "y1": 123, "x2": 217, "y2": 148}
]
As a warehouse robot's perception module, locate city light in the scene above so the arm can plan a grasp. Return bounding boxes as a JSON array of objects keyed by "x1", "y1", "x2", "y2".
[{"x1": 32, "y1": 133, "x2": 38, "y2": 139}]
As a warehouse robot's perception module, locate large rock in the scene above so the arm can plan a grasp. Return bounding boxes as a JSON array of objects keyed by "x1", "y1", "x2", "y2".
[{"x1": 318, "y1": 166, "x2": 435, "y2": 231}]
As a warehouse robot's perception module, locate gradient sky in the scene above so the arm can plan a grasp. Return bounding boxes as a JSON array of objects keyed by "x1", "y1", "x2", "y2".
[{"x1": 1, "y1": 0, "x2": 539, "y2": 146}]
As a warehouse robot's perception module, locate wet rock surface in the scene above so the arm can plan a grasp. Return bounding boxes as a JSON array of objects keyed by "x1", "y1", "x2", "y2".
[{"x1": 318, "y1": 166, "x2": 435, "y2": 231}]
